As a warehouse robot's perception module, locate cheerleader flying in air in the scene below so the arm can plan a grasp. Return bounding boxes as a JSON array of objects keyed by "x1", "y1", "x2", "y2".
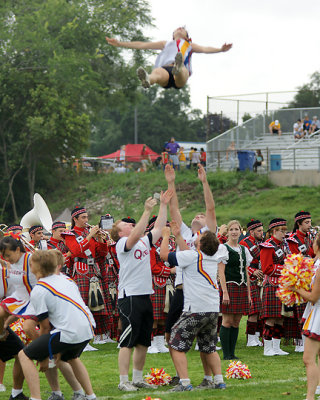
[{"x1": 106, "y1": 27, "x2": 232, "y2": 90}]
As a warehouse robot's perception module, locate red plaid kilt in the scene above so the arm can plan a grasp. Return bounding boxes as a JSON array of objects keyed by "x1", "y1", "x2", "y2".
[
  {"x1": 151, "y1": 285, "x2": 166, "y2": 321},
  {"x1": 283, "y1": 316, "x2": 300, "y2": 339},
  {"x1": 295, "y1": 303, "x2": 307, "y2": 321},
  {"x1": 73, "y1": 264, "x2": 113, "y2": 335},
  {"x1": 220, "y1": 282, "x2": 249, "y2": 315},
  {"x1": 260, "y1": 282, "x2": 282, "y2": 319},
  {"x1": 248, "y1": 281, "x2": 262, "y2": 316}
]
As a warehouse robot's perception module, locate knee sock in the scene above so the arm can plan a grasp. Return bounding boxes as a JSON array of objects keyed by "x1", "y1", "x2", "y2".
[
  {"x1": 273, "y1": 324, "x2": 283, "y2": 339},
  {"x1": 152, "y1": 328, "x2": 157, "y2": 339},
  {"x1": 263, "y1": 324, "x2": 273, "y2": 341},
  {"x1": 219, "y1": 325, "x2": 231, "y2": 359},
  {"x1": 246, "y1": 320, "x2": 257, "y2": 335},
  {"x1": 157, "y1": 325, "x2": 165, "y2": 335},
  {"x1": 229, "y1": 326, "x2": 239, "y2": 357}
]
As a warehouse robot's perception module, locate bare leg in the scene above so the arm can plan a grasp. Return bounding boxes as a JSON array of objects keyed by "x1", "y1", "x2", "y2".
[
  {"x1": 201, "y1": 352, "x2": 222, "y2": 376},
  {"x1": 170, "y1": 348, "x2": 188, "y2": 379},
  {"x1": 173, "y1": 66, "x2": 189, "y2": 88},
  {"x1": 45, "y1": 367, "x2": 60, "y2": 392},
  {"x1": 304, "y1": 337, "x2": 320, "y2": 400},
  {"x1": 199, "y1": 352, "x2": 211, "y2": 376},
  {"x1": 149, "y1": 68, "x2": 170, "y2": 87},
  {"x1": 132, "y1": 345, "x2": 147, "y2": 370},
  {"x1": 23, "y1": 319, "x2": 40, "y2": 341},
  {"x1": 0, "y1": 307, "x2": 9, "y2": 334},
  {"x1": 12, "y1": 357, "x2": 24, "y2": 390},
  {"x1": 18, "y1": 350, "x2": 41, "y2": 399},
  {"x1": 68, "y1": 358, "x2": 94, "y2": 396},
  {"x1": 58, "y1": 361, "x2": 82, "y2": 391},
  {"x1": 118, "y1": 347, "x2": 132, "y2": 375}
]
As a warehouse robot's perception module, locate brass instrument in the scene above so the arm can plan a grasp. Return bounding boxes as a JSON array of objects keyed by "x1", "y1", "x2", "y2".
[
  {"x1": 0, "y1": 223, "x2": 36, "y2": 253},
  {"x1": 86, "y1": 223, "x2": 111, "y2": 241}
]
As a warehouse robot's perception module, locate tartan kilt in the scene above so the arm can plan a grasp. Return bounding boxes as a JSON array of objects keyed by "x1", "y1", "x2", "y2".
[
  {"x1": 260, "y1": 282, "x2": 282, "y2": 319},
  {"x1": 248, "y1": 281, "x2": 262, "y2": 316},
  {"x1": 151, "y1": 285, "x2": 167, "y2": 321},
  {"x1": 295, "y1": 303, "x2": 307, "y2": 321},
  {"x1": 283, "y1": 316, "x2": 301, "y2": 339},
  {"x1": 220, "y1": 282, "x2": 249, "y2": 315}
]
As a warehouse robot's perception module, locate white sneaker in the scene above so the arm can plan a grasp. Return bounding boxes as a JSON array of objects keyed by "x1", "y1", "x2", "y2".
[
  {"x1": 93, "y1": 335, "x2": 104, "y2": 344},
  {"x1": 172, "y1": 52, "x2": 183, "y2": 75},
  {"x1": 295, "y1": 339, "x2": 304, "y2": 352},
  {"x1": 264, "y1": 339, "x2": 276, "y2": 356},
  {"x1": 137, "y1": 67, "x2": 150, "y2": 88},
  {"x1": 102, "y1": 333, "x2": 116, "y2": 343},
  {"x1": 247, "y1": 334, "x2": 259, "y2": 347},
  {"x1": 118, "y1": 381, "x2": 138, "y2": 391},
  {"x1": 147, "y1": 338, "x2": 159, "y2": 354},
  {"x1": 132, "y1": 380, "x2": 156, "y2": 389},
  {"x1": 194, "y1": 342, "x2": 199, "y2": 351},
  {"x1": 0, "y1": 384, "x2": 5, "y2": 392},
  {"x1": 315, "y1": 385, "x2": 320, "y2": 395},
  {"x1": 216, "y1": 346, "x2": 222, "y2": 351},
  {"x1": 255, "y1": 332, "x2": 263, "y2": 346},
  {"x1": 155, "y1": 336, "x2": 169, "y2": 353},
  {"x1": 83, "y1": 343, "x2": 98, "y2": 352},
  {"x1": 272, "y1": 338, "x2": 289, "y2": 356}
]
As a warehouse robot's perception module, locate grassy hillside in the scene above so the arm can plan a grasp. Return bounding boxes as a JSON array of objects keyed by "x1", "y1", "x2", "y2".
[{"x1": 44, "y1": 168, "x2": 320, "y2": 229}]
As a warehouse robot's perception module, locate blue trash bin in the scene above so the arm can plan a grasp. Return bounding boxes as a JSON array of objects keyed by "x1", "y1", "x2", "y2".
[
  {"x1": 237, "y1": 151, "x2": 255, "y2": 171},
  {"x1": 270, "y1": 154, "x2": 281, "y2": 171}
]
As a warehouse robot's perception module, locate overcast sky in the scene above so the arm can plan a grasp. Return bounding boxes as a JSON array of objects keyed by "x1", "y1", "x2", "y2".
[{"x1": 144, "y1": 0, "x2": 320, "y2": 120}]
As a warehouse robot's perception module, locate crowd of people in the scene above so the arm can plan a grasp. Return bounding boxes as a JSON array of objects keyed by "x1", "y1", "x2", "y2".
[
  {"x1": 269, "y1": 114, "x2": 320, "y2": 140},
  {"x1": 0, "y1": 164, "x2": 319, "y2": 399}
]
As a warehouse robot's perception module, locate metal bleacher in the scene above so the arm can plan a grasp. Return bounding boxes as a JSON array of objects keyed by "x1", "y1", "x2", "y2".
[{"x1": 206, "y1": 107, "x2": 320, "y2": 171}]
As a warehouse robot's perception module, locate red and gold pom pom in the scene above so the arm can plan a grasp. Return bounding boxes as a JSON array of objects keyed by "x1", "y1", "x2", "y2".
[
  {"x1": 225, "y1": 361, "x2": 252, "y2": 379},
  {"x1": 144, "y1": 368, "x2": 171, "y2": 386},
  {"x1": 142, "y1": 397, "x2": 162, "y2": 400},
  {"x1": 276, "y1": 254, "x2": 315, "y2": 306},
  {"x1": 10, "y1": 318, "x2": 33, "y2": 345}
]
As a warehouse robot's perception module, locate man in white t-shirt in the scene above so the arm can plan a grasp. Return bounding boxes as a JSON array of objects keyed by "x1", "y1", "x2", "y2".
[
  {"x1": 110, "y1": 190, "x2": 172, "y2": 392},
  {"x1": 18, "y1": 250, "x2": 96, "y2": 400},
  {"x1": 160, "y1": 226, "x2": 227, "y2": 392}
]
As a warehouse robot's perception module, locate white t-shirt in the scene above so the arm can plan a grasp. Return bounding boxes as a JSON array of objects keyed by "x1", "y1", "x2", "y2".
[
  {"x1": 30, "y1": 274, "x2": 95, "y2": 344},
  {"x1": 169, "y1": 244, "x2": 228, "y2": 312},
  {"x1": 116, "y1": 234, "x2": 154, "y2": 298},
  {"x1": 154, "y1": 39, "x2": 193, "y2": 75}
]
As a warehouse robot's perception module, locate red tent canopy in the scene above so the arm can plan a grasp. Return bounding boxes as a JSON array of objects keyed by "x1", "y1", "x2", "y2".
[{"x1": 99, "y1": 144, "x2": 160, "y2": 163}]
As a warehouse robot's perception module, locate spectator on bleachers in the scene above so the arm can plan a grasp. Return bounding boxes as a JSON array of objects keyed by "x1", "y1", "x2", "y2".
[
  {"x1": 303, "y1": 114, "x2": 312, "y2": 137},
  {"x1": 253, "y1": 150, "x2": 264, "y2": 172},
  {"x1": 309, "y1": 116, "x2": 320, "y2": 135},
  {"x1": 293, "y1": 119, "x2": 304, "y2": 140},
  {"x1": 269, "y1": 119, "x2": 282, "y2": 136}
]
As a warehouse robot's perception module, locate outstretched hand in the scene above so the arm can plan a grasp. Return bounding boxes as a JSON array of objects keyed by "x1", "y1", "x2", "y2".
[
  {"x1": 106, "y1": 37, "x2": 121, "y2": 47},
  {"x1": 160, "y1": 189, "x2": 173, "y2": 205},
  {"x1": 164, "y1": 164, "x2": 175, "y2": 183},
  {"x1": 144, "y1": 197, "x2": 157, "y2": 212},
  {"x1": 221, "y1": 43, "x2": 232, "y2": 52},
  {"x1": 197, "y1": 164, "x2": 207, "y2": 183},
  {"x1": 162, "y1": 226, "x2": 171, "y2": 238}
]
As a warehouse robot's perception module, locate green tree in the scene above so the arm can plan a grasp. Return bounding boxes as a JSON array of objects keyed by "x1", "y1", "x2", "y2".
[
  {"x1": 0, "y1": 0, "x2": 152, "y2": 219},
  {"x1": 289, "y1": 71, "x2": 320, "y2": 108}
]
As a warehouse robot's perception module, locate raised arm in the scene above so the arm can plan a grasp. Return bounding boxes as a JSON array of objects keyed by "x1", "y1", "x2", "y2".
[
  {"x1": 151, "y1": 189, "x2": 173, "y2": 244},
  {"x1": 171, "y1": 220, "x2": 189, "y2": 251},
  {"x1": 160, "y1": 226, "x2": 171, "y2": 261},
  {"x1": 106, "y1": 37, "x2": 166, "y2": 50},
  {"x1": 198, "y1": 164, "x2": 217, "y2": 233},
  {"x1": 125, "y1": 197, "x2": 157, "y2": 250},
  {"x1": 164, "y1": 164, "x2": 182, "y2": 227},
  {"x1": 192, "y1": 42, "x2": 232, "y2": 54}
]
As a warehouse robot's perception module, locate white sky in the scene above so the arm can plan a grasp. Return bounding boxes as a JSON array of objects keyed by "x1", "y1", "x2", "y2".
[{"x1": 145, "y1": 0, "x2": 320, "y2": 121}]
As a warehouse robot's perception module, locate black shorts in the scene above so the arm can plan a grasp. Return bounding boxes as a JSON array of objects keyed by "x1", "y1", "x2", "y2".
[
  {"x1": 23, "y1": 332, "x2": 89, "y2": 362},
  {"x1": 162, "y1": 66, "x2": 181, "y2": 90},
  {"x1": 118, "y1": 295, "x2": 153, "y2": 348},
  {"x1": 0, "y1": 328, "x2": 24, "y2": 362},
  {"x1": 165, "y1": 288, "x2": 184, "y2": 334}
]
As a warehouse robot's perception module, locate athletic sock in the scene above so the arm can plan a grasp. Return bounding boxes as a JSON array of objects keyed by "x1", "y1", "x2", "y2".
[
  {"x1": 180, "y1": 378, "x2": 191, "y2": 387},
  {"x1": 74, "y1": 389, "x2": 85, "y2": 395},
  {"x1": 132, "y1": 369, "x2": 143, "y2": 383},
  {"x1": 204, "y1": 375, "x2": 213, "y2": 382},
  {"x1": 12, "y1": 389, "x2": 23, "y2": 398},
  {"x1": 219, "y1": 325, "x2": 231, "y2": 359},
  {"x1": 214, "y1": 374, "x2": 224, "y2": 384},
  {"x1": 120, "y1": 375, "x2": 129, "y2": 384},
  {"x1": 246, "y1": 320, "x2": 257, "y2": 335},
  {"x1": 229, "y1": 326, "x2": 239, "y2": 357}
]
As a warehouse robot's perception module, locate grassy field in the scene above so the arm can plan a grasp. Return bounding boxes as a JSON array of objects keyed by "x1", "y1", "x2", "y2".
[
  {"x1": 2, "y1": 319, "x2": 307, "y2": 400},
  {"x1": 44, "y1": 168, "x2": 320, "y2": 230}
]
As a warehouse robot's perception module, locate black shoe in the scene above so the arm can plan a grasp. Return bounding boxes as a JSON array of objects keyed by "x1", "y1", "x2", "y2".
[
  {"x1": 169, "y1": 376, "x2": 180, "y2": 387},
  {"x1": 230, "y1": 355, "x2": 239, "y2": 360},
  {"x1": 9, "y1": 394, "x2": 29, "y2": 400}
]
